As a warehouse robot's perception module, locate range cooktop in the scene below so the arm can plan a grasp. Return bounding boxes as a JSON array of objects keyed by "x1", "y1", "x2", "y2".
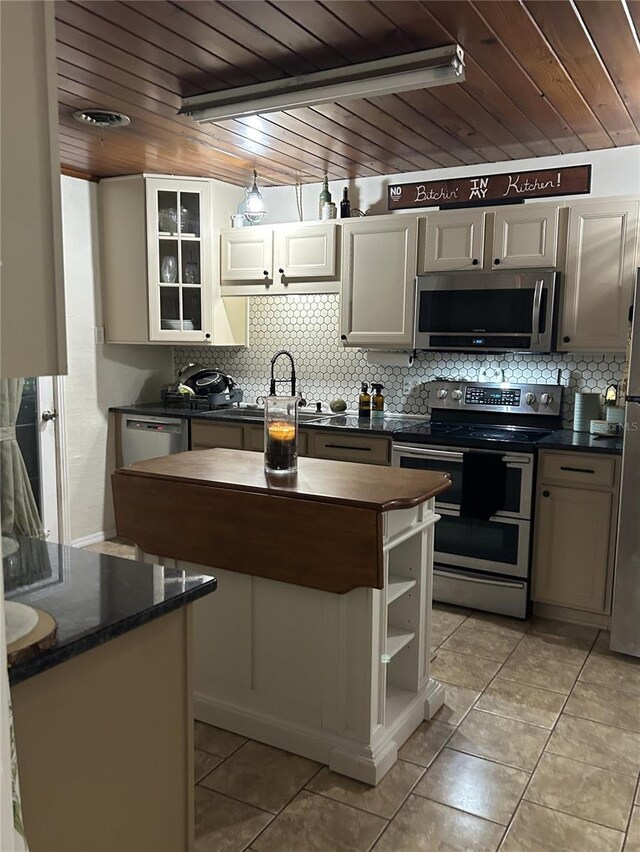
[{"x1": 392, "y1": 420, "x2": 557, "y2": 451}]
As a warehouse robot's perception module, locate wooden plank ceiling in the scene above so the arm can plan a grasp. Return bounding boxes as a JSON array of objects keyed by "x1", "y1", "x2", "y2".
[{"x1": 55, "y1": 0, "x2": 640, "y2": 186}]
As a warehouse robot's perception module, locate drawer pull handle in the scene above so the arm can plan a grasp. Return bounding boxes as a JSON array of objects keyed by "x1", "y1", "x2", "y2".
[
  {"x1": 325, "y1": 444, "x2": 371, "y2": 452},
  {"x1": 559, "y1": 466, "x2": 595, "y2": 474}
]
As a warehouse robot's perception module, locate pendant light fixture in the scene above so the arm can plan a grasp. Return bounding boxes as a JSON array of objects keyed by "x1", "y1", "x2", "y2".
[{"x1": 243, "y1": 169, "x2": 267, "y2": 224}]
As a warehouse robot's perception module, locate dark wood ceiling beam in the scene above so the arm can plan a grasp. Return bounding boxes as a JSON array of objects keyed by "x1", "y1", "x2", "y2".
[
  {"x1": 471, "y1": 0, "x2": 612, "y2": 150},
  {"x1": 575, "y1": 0, "x2": 640, "y2": 133},
  {"x1": 58, "y1": 119, "x2": 261, "y2": 184},
  {"x1": 55, "y1": 18, "x2": 184, "y2": 97},
  {"x1": 420, "y1": 0, "x2": 586, "y2": 154},
  {"x1": 221, "y1": 0, "x2": 347, "y2": 70},
  {"x1": 171, "y1": 0, "x2": 317, "y2": 77},
  {"x1": 374, "y1": 0, "x2": 559, "y2": 157},
  {"x1": 124, "y1": 0, "x2": 287, "y2": 84},
  {"x1": 58, "y1": 1, "x2": 213, "y2": 91},
  {"x1": 282, "y1": 105, "x2": 440, "y2": 172},
  {"x1": 232, "y1": 113, "x2": 390, "y2": 177},
  {"x1": 523, "y1": 0, "x2": 638, "y2": 146}
]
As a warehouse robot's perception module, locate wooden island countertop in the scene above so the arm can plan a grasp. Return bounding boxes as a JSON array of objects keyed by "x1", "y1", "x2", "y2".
[{"x1": 113, "y1": 448, "x2": 450, "y2": 594}]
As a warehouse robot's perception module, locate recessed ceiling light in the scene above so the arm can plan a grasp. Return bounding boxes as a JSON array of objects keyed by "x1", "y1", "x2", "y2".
[{"x1": 72, "y1": 109, "x2": 131, "y2": 128}]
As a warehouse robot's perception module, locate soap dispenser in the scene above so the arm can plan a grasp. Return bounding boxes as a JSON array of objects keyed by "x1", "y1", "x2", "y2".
[
  {"x1": 371, "y1": 383, "x2": 385, "y2": 420},
  {"x1": 358, "y1": 382, "x2": 371, "y2": 419}
]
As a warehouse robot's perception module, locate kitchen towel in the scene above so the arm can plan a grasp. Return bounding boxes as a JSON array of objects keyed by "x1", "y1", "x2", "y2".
[{"x1": 460, "y1": 452, "x2": 507, "y2": 521}]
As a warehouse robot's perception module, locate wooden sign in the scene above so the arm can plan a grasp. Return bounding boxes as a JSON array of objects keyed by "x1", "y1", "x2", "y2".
[{"x1": 388, "y1": 164, "x2": 591, "y2": 210}]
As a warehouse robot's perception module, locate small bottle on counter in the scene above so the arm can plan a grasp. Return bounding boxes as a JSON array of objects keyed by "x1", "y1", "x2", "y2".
[
  {"x1": 371, "y1": 383, "x2": 384, "y2": 419},
  {"x1": 340, "y1": 187, "x2": 351, "y2": 218},
  {"x1": 358, "y1": 382, "x2": 371, "y2": 419},
  {"x1": 318, "y1": 176, "x2": 331, "y2": 219}
]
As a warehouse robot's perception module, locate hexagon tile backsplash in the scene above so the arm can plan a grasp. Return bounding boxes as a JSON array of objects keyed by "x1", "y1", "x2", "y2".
[{"x1": 174, "y1": 294, "x2": 625, "y2": 429}]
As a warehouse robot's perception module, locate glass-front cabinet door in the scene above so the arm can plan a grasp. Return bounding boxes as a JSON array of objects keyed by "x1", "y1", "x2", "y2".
[{"x1": 146, "y1": 178, "x2": 213, "y2": 343}]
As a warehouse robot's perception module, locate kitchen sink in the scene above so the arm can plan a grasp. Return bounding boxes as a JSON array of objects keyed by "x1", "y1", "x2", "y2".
[{"x1": 203, "y1": 407, "x2": 338, "y2": 424}]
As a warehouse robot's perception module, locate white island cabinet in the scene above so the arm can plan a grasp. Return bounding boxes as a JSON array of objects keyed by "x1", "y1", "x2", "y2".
[{"x1": 112, "y1": 449, "x2": 450, "y2": 785}]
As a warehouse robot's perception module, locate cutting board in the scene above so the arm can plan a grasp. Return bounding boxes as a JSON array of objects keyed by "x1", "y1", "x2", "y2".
[{"x1": 7, "y1": 607, "x2": 57, "y2": 666}]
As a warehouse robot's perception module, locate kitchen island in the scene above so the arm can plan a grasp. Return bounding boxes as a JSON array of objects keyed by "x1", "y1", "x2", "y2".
[
  {"x1": 113, "y1": 448, "x2": 450, "y2": 784},
  {"x1": 6, "y1": 538, "x2": 217, "y2": 852}
]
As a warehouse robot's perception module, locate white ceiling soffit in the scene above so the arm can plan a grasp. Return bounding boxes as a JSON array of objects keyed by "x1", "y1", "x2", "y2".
[{"x1": 180, "y1": 44, "x2": 465, "y2": 124}]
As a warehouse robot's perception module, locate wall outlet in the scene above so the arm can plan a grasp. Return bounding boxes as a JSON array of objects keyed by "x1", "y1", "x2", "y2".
[
  {"x1": 94, "y1": 326, "x2": 105, "y2": 344},
  {"x1": 403, "y1": 378, "x2": 419, "y2": 394}
]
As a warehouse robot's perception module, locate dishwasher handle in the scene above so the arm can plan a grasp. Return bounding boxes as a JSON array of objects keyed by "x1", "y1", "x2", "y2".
[{"x1": 124, "y1": 417, "x2": 184, "y2": 434}]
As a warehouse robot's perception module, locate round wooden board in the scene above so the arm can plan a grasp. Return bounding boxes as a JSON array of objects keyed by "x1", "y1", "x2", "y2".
[{"x1": 7, "y1": 609, "x2": 57, "y2": 666}]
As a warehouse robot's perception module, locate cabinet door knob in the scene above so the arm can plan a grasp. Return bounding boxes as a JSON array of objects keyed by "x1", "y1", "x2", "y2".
[
  {"x1": 205, "y1": 333, "x2": 211, "y2": 340},
  {"x1": 563, "y1": 336, "x2": 571, "y2": 343},
  {"x1": 278, "y1": 268, "x2": 284, "y2": 274},
  {"x1": 472, "y1": 258, "x2": 479, "y2": 265},
  {"x1": 494, "y1": 258, "x2": 501, "y2": 265},
  {"x1": 341, "y1": 334, "x2": 347, "y2": 341},
  {"x1": 542, "y1": 490, "x2": 550, "y2": 497},
  {"x1": 263, "y1": 270, "x2": 269, "y2": 277},
  {"x1": 42, "y1": 410, "x2": 58, "y2": 422}
]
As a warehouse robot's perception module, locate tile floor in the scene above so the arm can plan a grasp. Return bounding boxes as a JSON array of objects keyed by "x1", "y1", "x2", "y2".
[
  {"x1": 85, "y1": 540, "x2": 640, "y2": 851},
  {"x1": 192, "y1": 605, "x2": 640, "y2": 852}
]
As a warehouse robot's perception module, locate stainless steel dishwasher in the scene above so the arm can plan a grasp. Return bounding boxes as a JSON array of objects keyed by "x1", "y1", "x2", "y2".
[{"x1": 120, "y1": 414, "x2": 188, "y2": 466}]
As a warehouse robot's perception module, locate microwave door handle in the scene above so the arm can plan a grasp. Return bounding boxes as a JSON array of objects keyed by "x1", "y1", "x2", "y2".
[{"x1": 531, "y1": 279, "x2": 544, "y2": 346}]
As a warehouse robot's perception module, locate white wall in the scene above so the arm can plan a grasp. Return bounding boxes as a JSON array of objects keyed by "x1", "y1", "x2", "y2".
[
  {"x1": 261, "y1": 145, "x2": 640, "y2": 223},
  {"x1": 61, "y1": 176, "x2": 174, "y2": 545}
]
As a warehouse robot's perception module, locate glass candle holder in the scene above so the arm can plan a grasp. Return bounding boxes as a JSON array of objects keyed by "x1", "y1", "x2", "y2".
[{"x1": 264, "y1": 396, "x2": 298, "y2": 475}]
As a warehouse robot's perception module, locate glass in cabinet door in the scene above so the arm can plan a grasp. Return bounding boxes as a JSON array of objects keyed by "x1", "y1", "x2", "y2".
[
  {"x1": 182, "y1": 289, "x2": 202, "y2": 331},
  {"x1": 157, "y1": 191, "x2": 179, "y2": 236},
  {"x1": 179, "y1": 192, "x2": 200, "y2": 237},
  {"x1": 160, "y1": 287, "x2": 180, "y2": 331}
]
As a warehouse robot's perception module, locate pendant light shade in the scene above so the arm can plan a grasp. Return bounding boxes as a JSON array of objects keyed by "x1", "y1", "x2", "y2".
[{"x1": 244, "y1": 170, "x2": 267, "y2": 224}]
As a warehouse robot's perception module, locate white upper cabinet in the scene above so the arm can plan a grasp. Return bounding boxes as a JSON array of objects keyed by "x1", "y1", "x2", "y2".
[
  {"x1": 561, "y1": 200, "x2": 639, "y2": 352},
  {"x1": 418, "y1": 205, "x2": 561, "y2": 274},
  {"x1": 418, "y1": 209, "x2": 485, "y2": 272},
  {"x1": 100, "y1": 175, "x2": 247, "y2": 346},
  {"x1": 220, "y1": 222, "x2": 338, "y2": 296},
  {"x1": 341, "y1": 215, "x2": 417, "y2": 348},
  {"x1": 146, "y1": 177, "x2": 214, "y2": 343},
  {"x1": 1, "y1": 1, "x2": 67, "y2": 378},
  {"x1": 492, "y1": 205, "x2": 560, "y2": 268}
]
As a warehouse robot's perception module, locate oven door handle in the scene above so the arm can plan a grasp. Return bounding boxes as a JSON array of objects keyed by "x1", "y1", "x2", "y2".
[
  {"x1": 532, "y1": 278, "x2": 544, "y2": 345},
  {"x1": 394, "y1": 445, "x2": 463, "y2": 460},
  {"x1": 433, "y1": 569, "x2": 525, "y2": 590},
  {"x1": 394, "y1": 445, "x2": 530, "y2": 466}
]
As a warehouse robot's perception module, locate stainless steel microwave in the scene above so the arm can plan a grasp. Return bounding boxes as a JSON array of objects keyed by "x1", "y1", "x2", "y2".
[{"x1": 414, "y1": 269, "x2": 560, "y2": 353}]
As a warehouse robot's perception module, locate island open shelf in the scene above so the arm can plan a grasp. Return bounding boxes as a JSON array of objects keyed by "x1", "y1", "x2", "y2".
[{"x1": 113, "y1": 448, "x2": 450, "y2": 785}]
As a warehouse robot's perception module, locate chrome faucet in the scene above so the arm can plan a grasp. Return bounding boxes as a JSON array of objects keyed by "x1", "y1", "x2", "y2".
[{"x1": 269, "y1": 349, "x2": 297, "y2": 396}]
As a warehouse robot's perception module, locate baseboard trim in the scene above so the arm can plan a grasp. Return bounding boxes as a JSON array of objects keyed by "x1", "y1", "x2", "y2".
[
  {"x1": 194, "y1": 682, "x2": 434, "y2": 786},
  {"x1": 71, "y1": 528, "x2": 117, "y2": 548}
]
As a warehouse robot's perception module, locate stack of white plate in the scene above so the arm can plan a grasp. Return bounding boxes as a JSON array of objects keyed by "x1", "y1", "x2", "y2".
[
  {"x1": 161, "y1": 319, "x2": 181, "y2": 330},
  {"x1": 573, "y1": 392, "x2": 602, "y2": 432}
]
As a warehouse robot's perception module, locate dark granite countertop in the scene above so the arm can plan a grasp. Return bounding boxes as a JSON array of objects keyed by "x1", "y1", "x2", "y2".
[
  {"x1": 535, "y1": 429, "x2": 623, "y2": 455},
  {"x1": 110, "y1": 404, "x2": 624, "y2": 454},
  {"x1": 4, "y1": 537, "x2": 217, "y2": 685},
  {"x1": 110, "y1": 402, "x2": 427, "y2": 436}
]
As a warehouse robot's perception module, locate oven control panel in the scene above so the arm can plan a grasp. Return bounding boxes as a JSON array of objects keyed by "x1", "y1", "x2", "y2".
[
  {"x1": 465, "y1": 387, "x2": 521, "y2": 407},
  {"x1": 430, "y1": 382, "x2": 563, "y2": 416}
]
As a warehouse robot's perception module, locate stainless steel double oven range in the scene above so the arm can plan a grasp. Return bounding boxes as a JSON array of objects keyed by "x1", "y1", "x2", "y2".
[{"x1": 393, "y1": 382, "x2": 563, "y2": 618}]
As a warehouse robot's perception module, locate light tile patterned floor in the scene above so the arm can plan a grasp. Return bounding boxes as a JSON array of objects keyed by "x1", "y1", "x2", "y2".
[{"x1": 192, "y1": 603, "x2": 640, "y2": 852}]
